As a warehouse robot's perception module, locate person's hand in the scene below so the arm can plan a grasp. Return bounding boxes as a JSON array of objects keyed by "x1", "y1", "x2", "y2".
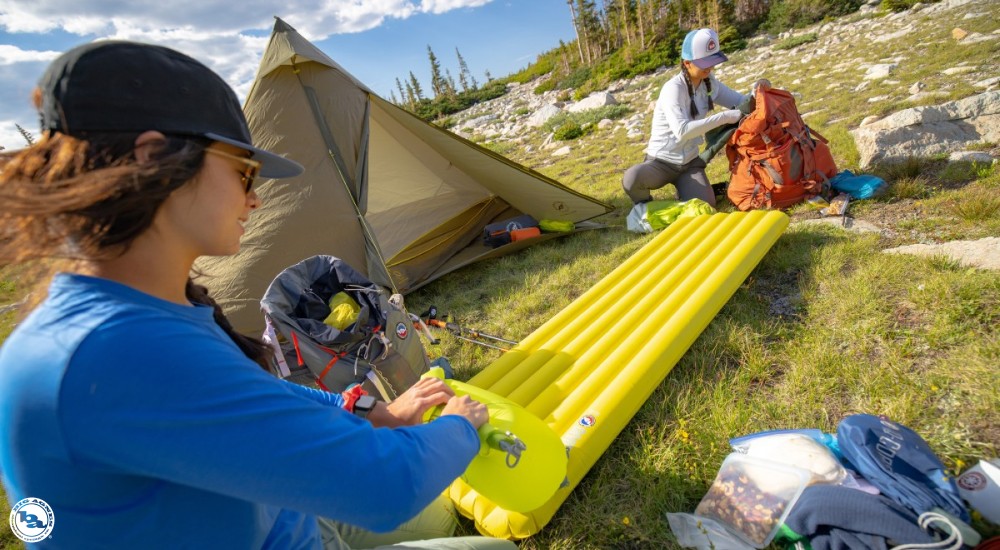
[
  {"x1": 719, "y1": 109, "x2": 743, "y2": 124},
  {"x1": 379, "y1": 377, "x2": 455, "y2": 427},
  {"x1": 751, "y1": 78, "x2": 772, "y2": 96},
  {"x1": 440, "y1": 395, "x2": 489, "y2": 430}
]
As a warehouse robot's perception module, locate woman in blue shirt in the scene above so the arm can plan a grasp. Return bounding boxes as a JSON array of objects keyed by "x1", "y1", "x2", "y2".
[{"x1": 0, "y1": 41, "x2": 512, "y2": 550}]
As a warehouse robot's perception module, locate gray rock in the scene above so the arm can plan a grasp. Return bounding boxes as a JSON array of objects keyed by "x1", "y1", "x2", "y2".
[
  {"x1": 948, "y1": 151, "x2": 995, "y2": 163},
  {"x1": 566, "y1": 92, "x2": 618, "y2": 113},
  {"x1": 909, "y1": 82, "x2": 926, "y2": 94},
  {"x1": 962, "y1": 32, "x2": 998, "y2": 44},
  {"x1": 975, "y1": 77, "x2": 1000, "y2": 89},
  {"x1": 941, "y1": 66, "x2": 976, "y2": 75},
  {"x1": 884, "y1": 237, "x2": 1000, "y2": 271},
  {"x1": 552, "y1": 146, "x2": 572, "y2": 157},
  {"x1": 851, "y1": 91, "x2": 1000, "y2": 167},
  {"x1": 526, "y1": 104, "x2": 562, "y2": 128},
  {"x1": 861, "y1": 115, "x2": 883, "y2": 126},
  {"x1": 597, "y1": 119, "x2": 613, "y2": 129}
]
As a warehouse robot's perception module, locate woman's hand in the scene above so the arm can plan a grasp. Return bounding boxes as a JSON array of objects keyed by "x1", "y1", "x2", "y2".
[
  {"x1": 440, "y1": 395, "x2": 489, "y2": 430},
  {"x1": 751, "y1": 78, "x2": 772, "y2": 96},
  {"x1": 369, "y1": 377, "x2": 455, "y2": 428}
]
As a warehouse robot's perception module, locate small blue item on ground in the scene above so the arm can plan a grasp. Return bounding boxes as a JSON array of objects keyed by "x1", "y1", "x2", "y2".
[
  {"x1": 836, "y1": 414, "x2": 969, "y2": 522},
  {"x1": 830, "y1": 170, "x2": 887, "y2": 200}
]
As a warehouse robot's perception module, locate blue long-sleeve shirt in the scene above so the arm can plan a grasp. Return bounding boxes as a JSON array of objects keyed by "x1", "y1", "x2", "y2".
[{"x1": 0, "y1": 274, "x2": 479, "y2": 548}]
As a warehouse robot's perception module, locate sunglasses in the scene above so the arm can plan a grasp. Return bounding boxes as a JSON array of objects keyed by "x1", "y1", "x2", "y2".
[{"x1": 205, "y1": 148, "x2": 261, "y2": 193}]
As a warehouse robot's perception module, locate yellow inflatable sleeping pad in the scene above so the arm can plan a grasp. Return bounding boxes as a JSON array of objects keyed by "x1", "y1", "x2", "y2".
[{"x1": 449, "y1": 210, "x2": 789, "y2": 539}]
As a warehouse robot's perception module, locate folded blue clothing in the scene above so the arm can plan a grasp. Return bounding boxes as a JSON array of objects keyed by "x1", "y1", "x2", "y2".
[
  {"x1": 776, "y1": 484, "x2": 936, "y2": 550},
  {"x1": 830, "y1": 170, "x2": 887, "y2": 199},
  {"x1": 836, "y1": 414, "x2": 969, "y2": 522}
]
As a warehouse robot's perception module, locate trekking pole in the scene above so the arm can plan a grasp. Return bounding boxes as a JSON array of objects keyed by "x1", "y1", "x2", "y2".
[
  {"x1": 422, "y1": 319, "x2": 510, "y2": 352},
  {"x1": 408, "y1": 313, "x2": 440, "y2": 345},
  {"x1": 424, "y1": 318, "x2": 519, "y2": 347},
  {"x1": 450, "y1": 333, "x2": 510, "y2": 352}
]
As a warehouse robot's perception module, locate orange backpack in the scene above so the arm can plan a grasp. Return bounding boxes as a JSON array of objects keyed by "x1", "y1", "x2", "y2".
[{"x1": 725, "y1": 86, "x2": 837, "y2": 210}]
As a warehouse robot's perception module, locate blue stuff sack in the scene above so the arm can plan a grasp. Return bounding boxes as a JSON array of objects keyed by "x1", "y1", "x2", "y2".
[
  {"x1": 830, "y1": 170, "x2": 887, "y2": 200},
  {"x1": 836, "y1": 414, "x2": 969, "y2": 521},
  {"x1": 483, "y1": 214, "x2": 538, "y2": 248}
]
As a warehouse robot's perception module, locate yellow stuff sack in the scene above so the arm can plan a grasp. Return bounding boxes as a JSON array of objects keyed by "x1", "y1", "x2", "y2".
[
  {"x1": 323, "y1": 292, "x2": 360, "y2": 330},
  {"x1": 539, "y1": 219, "x2": 575, "y2": 233}
]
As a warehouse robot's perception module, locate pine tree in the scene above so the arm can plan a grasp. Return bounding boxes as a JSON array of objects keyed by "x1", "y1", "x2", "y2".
[
  {"x1": 445, "y1": 68, "x2": 458, "y2": 98},
  {"x1": 455, "y1": 47, "x2": 472, "y2": 92},
  {"x1": 484, "y1": 69, "x2": 493, "y2": 82},
  {"x1": 389, "y1": 90, "x2": 399, "y2": 105},
  {"x1": 404, "y1": 79, "x2": 416, "y2": 110},
  {"x1": 15, "y1": 123, "x2": 34, "y2": 146},
  {"x1": 427, "y1": 45, "x2": 445, "y2": 98},
  {"x1": 395, "y1": 77, "x2": 407, "y2": 105},
  {"x1": 408, "y1": 71, "x2": 424, "y2": 101}
]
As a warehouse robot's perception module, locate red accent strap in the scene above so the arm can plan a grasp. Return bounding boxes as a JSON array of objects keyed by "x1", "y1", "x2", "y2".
[
  {"x1": 341, "y1": 384, "x2": 368, "y2": 413},
  {"x1": 318, "y1": 352, "x2": 346, "y2": 381},
  {"x1": 290, "y1": 331, "x2": 305, "y2": 367}
]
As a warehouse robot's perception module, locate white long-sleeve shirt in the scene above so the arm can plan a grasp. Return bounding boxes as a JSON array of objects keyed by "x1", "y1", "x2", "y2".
[{"x1": 645, "y1": 72, "x2": 748, "y2": 164}]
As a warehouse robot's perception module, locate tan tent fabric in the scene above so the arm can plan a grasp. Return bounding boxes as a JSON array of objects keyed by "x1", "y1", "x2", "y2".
[{"x1": 197, "y1": 18, "x2": 612, "y2": 334}]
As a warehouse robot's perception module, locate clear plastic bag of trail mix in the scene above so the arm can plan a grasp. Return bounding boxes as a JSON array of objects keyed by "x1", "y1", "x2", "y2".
[{"x1": 694, "y1": 453, "x2": 811, "y2": 548}]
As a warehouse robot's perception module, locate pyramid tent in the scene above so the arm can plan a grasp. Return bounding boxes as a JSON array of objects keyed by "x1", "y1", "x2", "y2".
[{"x1": 197, "y1": 18, "x2": 612, "y2": 334}]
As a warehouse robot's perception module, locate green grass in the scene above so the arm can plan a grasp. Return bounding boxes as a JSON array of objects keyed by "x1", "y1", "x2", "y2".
[{"x1": 774, "y1": 32, "x2": 818, "y2": 50}]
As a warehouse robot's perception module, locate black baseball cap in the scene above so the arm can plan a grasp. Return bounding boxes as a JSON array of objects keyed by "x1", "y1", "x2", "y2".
[{"x1": 37, "y1": 40, "x2": 302, "y2": 179}]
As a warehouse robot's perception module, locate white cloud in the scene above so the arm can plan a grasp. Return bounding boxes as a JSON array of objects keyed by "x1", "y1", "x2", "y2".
[
  {"x1": 0, "y1": 45, "x2": 60, "y2": 65},
  {"x1": 419, "y1": 0, "x2": 492, "y2": 15},
  {"x1": 0, "y1": 0, "x2": 496, "y2": 147}
]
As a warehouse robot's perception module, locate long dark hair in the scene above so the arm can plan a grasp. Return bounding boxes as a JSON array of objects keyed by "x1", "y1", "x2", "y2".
[
  {"x1": 680, "y1": 61, "x2": 713, "y2": 118},
  {"x1": 0, "y1": 131, "x2": 272, "y2": 370}
]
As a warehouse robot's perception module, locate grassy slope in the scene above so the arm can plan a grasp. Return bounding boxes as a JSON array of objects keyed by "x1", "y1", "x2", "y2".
[
  {"x1": 2, "y1": 2, "x2": 999, "y2": 548},
  {"x1": 416, "y1": 1, "x2": 1000, "y2": 547}
]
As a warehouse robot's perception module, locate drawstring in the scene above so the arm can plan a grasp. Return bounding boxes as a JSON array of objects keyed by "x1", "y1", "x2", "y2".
[{"x1": 891, "y1": 511, "x2": 963, "y2": 550}]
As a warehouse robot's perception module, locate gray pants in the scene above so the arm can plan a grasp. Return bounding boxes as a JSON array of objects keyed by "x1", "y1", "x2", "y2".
[
  {"x1": 318, "y1": 494, "x2": 516, "y2": 550},
  {"x1": 622, "y1": 155, "x2": 715, "y2": 206}
]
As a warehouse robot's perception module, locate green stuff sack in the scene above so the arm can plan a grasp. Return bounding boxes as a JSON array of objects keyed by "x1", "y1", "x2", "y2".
[
  {"x1": 627, "y1": 199, "x2": 716, "y2": 233},
  {"x1": 538, "y1": 219, "x2": 575, "y2": 233}
]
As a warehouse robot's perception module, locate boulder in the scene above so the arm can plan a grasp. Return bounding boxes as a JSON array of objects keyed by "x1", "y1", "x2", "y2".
[
  {"x1": 850, "y1": 91, "x2": 1000, "y2": 167},
  {"x1": 552, "y1": 146, "x2": 572, "y2": 157},
  {"x1": 952, "y1": 27, "x2": 969, "y2": 40},
  {"x1": 864, "y1": 63, "x2": 898, "y2": 80},
  {"x1": 884, "y1": 237, "x2": 1000, "y2": 271},
  {"x1": 566, "y1": 92, "x2": 618, "y2": 113},
  {"x1": 948, "y1": 151, "x2": 995, "y2": 163},
  {"x1": 526, "y1": 104, "x2": 562, "y2": 128}
]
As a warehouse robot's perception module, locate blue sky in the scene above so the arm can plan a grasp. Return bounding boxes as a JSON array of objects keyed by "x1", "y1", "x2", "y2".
[{"x1": 0, "y1": 1, "x2": 577, "y2": 149}]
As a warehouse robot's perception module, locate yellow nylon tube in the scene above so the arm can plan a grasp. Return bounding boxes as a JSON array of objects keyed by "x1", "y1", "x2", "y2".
[
  {"x1": 520, "y1": 213, "x2": 744, "y2": 418},
  {"x1": 501, "y1": 215, "x2": 728, "y2": 407},
  {"x1": 450, "y1": 211, "x2": 789, "y2": 540},
  {"x1": 469, "y1": 217, "x2": 699, "y2": 390}
]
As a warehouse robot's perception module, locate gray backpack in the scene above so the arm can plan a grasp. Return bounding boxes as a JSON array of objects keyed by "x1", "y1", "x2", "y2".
[{"x1": 260, "y1": 255, "x2": 429, "y2": 401}]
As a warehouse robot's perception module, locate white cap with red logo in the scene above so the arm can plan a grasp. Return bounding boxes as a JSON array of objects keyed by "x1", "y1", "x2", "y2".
[{"x1": 681, "y1": 28, "x2": 729, "y2": 69}]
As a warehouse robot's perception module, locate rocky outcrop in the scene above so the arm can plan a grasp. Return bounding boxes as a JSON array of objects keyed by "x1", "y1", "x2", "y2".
[
  {"x1": 850, "y1": 91, "x2": 1000, "y2": 167},
  {"x1": 566, "y1": 92, "x2": 618, "y2": 113}
]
